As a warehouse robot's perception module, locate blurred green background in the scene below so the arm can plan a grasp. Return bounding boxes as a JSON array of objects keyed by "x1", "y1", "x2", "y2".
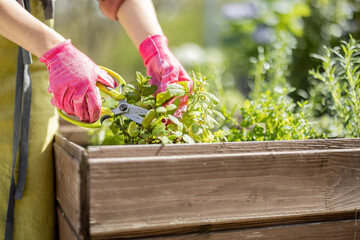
[{"x1": 54, "y1": 0, "x2": 360, "y2": 108}]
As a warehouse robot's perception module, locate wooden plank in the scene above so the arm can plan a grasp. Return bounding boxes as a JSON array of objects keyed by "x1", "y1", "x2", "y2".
[
  {"x1": 140, "y1": 220, "x2": 360, "y2": 240},
  {"x1": 54, "y1": 143, "x2": 82, "y2": 236},
  {"x1": 54, "y1": 135, "x2": 90, "y2": 238},
  {"x1": 55, "y1": 134, "x2": 85, "y2": 160},
  {"x1": 57, "y1": 207, "x2": 80, "y2": 240},
  {"x1": 58, "y1": 125, "x2": 90, "y2": 147},
  {"x1": 87, "y1": 138, "x2": 360, "y2": 159},
  {"x1": 327, "y1": 150, "x2": 360, "y2": 211},
  {"x1": 87, "y1": 148, "x2": 360, "y2": 238}
]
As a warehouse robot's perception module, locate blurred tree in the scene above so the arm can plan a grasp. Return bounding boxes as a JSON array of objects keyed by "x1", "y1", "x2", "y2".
[
  {"x1": 219, "y1": 0, "x2": 360, "y2": 99},
  {"x1": 291, "y1": 0, "x2": 360, "y2": 100},
  {"x1": 220, "y1": 0, "x2": 311, "y2": 95}
]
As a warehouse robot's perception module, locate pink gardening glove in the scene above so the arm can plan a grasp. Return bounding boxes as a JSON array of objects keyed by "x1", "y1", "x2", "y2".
[
  {"x1": 40, "y1": 39, "x2": 116, "y2": 123},
  {"x1": 139, "y1": 35, "x2": 193, "y2": 118}
]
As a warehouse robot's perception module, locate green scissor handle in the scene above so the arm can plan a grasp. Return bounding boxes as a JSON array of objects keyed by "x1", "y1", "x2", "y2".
[
  {"x1": 57, "y1": 66, "x2": 126, "y2": 128},
  {"x1": 96, "y1": 66, "x2": 126, "y2": 100}
]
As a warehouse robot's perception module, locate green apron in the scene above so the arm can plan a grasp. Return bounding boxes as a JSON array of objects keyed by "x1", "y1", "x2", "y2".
[{"x1": 0, "y1": 1, "x2": 58, "y2": 239}]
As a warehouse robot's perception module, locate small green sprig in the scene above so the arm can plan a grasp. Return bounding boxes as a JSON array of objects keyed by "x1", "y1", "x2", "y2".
[
  {"x1": 240, "y1": 88, "x2": 315, "y2": 141},
  {"x1": 309, "y1": 36, "x2": 360, "y2": 138},
  {"x1": 181, "y1": 73, "x2": 226, "y2": 143},
  {"x1": 223, "y1": 87, "x2": 315, "y2": 142},
  {"x1": 89, "y1": 72, "x2": 226, "y2": 145},
  {"x1": 222, "y1": 31, "x2": 315, "y2": 142}
]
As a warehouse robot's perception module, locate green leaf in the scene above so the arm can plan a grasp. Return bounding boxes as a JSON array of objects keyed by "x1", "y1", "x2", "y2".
[
  {"x1": 172, "y1": 98, "x2": 180, "y2": 107},
  {"x1": 109, "y1": 122, "x2": 119, "y2": 135},
  {"x1": 136, "y1": 71, "x2": 149, "y2": 85},
  {"x1": 135, "y1": 102, "x2": 152, "y2": 110},
  {"x1": 127, "y1": 121, "x2": 139, "y2": 137},
  {"x1": 142, "y1": 85, "x2": 158, "y2": 96},
  {"x1": 125, "y1": 92, "x2": 140, "y2": 104},
  {"x1": 160, "y1": 136, "x2": 170, "y2": 144},
  {"x1": 174, "y1": 131, "x2": 183, "y2": 138},
  {"x1": 156, "y1": 106, "x2": 167, "y2": 113},
  {"x1": 167, "y1": 83, "x2": 186, "y2": 97},
  {"x1": 204, "y1": 92, "x2": 220, "y2": 104},
  {"x1": 214, "y1": 130, "x2": 227, "y2": 140},
  {"x1": 156, "y1": 92, "x2": 172, "y2": 106},
  {"x1": 188, "y1": 111, "x2": 202, "y2": 116},
  {"x1": 168, "y1": 134, "x2": 177, "y2": 141},
  {"x1": 192, "y1": 124, "x2": 203, "y2": 135},
  {"x1": 178, "y1": 81, "x2": 190, "y2": 92},
  {"x1": 182, "y1": 134, "x2": 195, "y2": 144},
  {"x1": 123, "y1": 84, "x2": 136, "y2": 94},
  {"x1": 205, "y1": 115, "x2": 218, "y2": 128},
  {"x1": 142, "y1": 109, "x2": 156, "y2": 129},
  {"x1": 102, "y1": 97, "x2": 119, "y2": 109},
  {"x1": 167, "y1": 123, "x2": 177, "y2": 132},
  {"x1": 152, "y1": 122, "x2": 166, "y2": 136},
  {"x1": 243, "y1": 99, "x2": 251, "y2": 110},
  {"x1": 166, "y1": 104, "x2": 177, "y2": 115},
  {"x1": 181, "y1": 116, "x2": 194, "y2": 128},
  {"x1": 213, "y1": 110, "x2": 225, "y2": 120},
  {"x1": 167, "y1": 115, "x2": 183, "y2": 131}
]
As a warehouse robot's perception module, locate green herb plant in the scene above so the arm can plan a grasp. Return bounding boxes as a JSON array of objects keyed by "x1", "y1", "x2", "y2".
[
  {"x1": 309, "y1": 36, "x2": 360, "y2": 138},
  {"x1": 223, "y1": 31, "x2": 315, "y2": 141},
  {"x1": 89, "y1": 72, "x2": 226, "y2": 145}
]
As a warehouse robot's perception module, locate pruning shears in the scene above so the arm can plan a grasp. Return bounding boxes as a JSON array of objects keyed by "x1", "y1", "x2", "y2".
[{"x1": 58, "y1": 66, "x2": 149, "y2": 128}]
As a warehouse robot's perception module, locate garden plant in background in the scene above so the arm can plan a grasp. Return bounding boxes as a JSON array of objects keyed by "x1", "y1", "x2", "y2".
[
  {"x1": 309, "y1": 36, "x2": 360, "y2": 138},
  {"x1": 220, "y1": 30, "x2": 315, "y2": 142},
  {"x1": 220, "y1": 0, "x2": 360, "y2": 97}
]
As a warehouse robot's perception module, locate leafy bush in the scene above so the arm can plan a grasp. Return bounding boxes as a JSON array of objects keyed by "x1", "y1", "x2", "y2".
[
  {"x1": 309, "y1": 36, "x2": 360, "y2": 137},
  {"x1": 223, "y1": 88, "x2": 315, "y2": 142},
  {"x1": 89, "y1": 72, "x2": 226, "y2": 145},
  {"x1": 221, "y1": 33, "x2": 314, "y2": 142}
]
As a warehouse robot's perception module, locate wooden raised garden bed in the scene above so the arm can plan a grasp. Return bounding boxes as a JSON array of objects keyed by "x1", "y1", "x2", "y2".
[{"x1": 54, "y1": 133, "x2": 360, "y2": 239}]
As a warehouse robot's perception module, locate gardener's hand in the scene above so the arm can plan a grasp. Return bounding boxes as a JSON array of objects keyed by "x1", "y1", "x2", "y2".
[
  {"x1": 139, "y1": 35, "x2": 193, "y2": 118},
  {"x1": 40, "y1": 39, "x2": 117, "y2": 123}
]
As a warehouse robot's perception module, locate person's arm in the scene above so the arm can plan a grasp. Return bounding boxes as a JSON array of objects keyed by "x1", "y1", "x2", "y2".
[
  {"x1": 0, "y1": 0, "x2": 65, "y2": 57},
  {"x1": 98, "y1": 0, "x2": 193, "y2": 117},
  {"x1": 120, "y1": 0, "x2": 193, "y2": 117},
  {"x1": 116, "y1": 0, "x2": 163, "y2": 48},
  {"x1": 0, "y1": 0, "x2": 116, "y2": 122}
]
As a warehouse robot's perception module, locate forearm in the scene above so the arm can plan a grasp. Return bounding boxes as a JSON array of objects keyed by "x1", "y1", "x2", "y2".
[
  {"x1": 0, "y1": 0, "x2": 65, "y2": 58},
  {"x1": 116, "y1": 0, "x2": 163, "y2": 49}
]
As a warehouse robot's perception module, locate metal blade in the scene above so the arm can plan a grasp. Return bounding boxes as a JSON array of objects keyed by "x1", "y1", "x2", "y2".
[
  {"x1": 111, "y1": 100, "x2": 149, "y2": 124},
  {"x1": 122, "y1": 113, "x2": 144, "y2": 124},
  {"x1": 126, "y1": 105, "x2": 149, "y2": 115},
  {"x1": 112, "y1": 100, "x2": 149, "y2": 116}
]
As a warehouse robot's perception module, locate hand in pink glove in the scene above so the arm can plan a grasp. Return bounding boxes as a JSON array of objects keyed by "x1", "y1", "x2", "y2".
[
  {"x1": 139, "y1": 35, "x2": 193, "y2": 118},
  {"x1": 40, "y1": 39, "x2": 116, "y2": 123}
]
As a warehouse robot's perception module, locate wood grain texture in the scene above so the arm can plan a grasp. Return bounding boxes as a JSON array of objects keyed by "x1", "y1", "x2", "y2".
[
  {"x1": 141, "y1": 220, "x2": 360, "y2": 240},
  {"x1": 54, "y1": 134, "x2": 360, "y2": 239},
  {"x1": 327, "y1": 150, "x2": 360, "y2": 211},
  {"x1": 57, "y1": 207, "x2": 80, "y2": 240},
  {"x1": 55, "y1": 134, "x2": 85, "y2": 160},
  {"x1": 87, "y1": 148, "x2": 360, "y2": 238},
  {"x1": 54, "y1": 143, "x2": 82, "y2": 236},
  {"x1": 87, "y1": 138, "x2": 360, "y2": 159}
]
